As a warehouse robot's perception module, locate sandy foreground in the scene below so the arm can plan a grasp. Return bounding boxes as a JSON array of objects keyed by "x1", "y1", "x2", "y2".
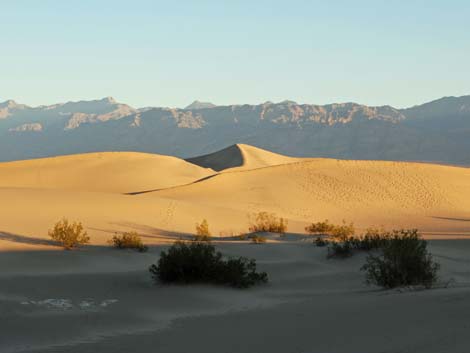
[
  {"x1": 1, "y1": 144, "x2": 470, "y2": 352},
  {"x1": 2, "y1": 240, "x2": 470, "y2": 353}
]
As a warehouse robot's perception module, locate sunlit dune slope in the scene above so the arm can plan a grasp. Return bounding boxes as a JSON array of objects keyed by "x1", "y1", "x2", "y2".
[
  {"x1": 186, "y1": 143, "x2": 303, "y2": 172},
  {"x1": 151, "y1": 158, "x2": 470, "y2": 232},
  {"x1": 0, "y1": 152, "x2": 214, "y2": 193}
]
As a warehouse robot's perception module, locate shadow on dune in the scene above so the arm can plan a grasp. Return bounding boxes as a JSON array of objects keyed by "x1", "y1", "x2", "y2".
[
  {"x1": 186, "y1": 144, "x2": 244, "y2": 171},
  {"x1": 431, "y1": 216, "x2": 470, "y2": 222},
  {"x1": 0, "y1": 231, "x2": 58, "y2": 247},
  {"x1": 90, "y1": 222, "x2": 195, "y2": 241},
  {"x1": 124, "y1": 173, "x2": 219, "y2": 195}
]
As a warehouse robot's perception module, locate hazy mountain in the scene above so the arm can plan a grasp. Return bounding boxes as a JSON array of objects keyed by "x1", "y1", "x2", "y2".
[
  {"x1": 184, "y1": 100, "x2": 217, "y2": 110},
  {"x1": 0, "y1": 95, "x2": 469, "y2": 164}
]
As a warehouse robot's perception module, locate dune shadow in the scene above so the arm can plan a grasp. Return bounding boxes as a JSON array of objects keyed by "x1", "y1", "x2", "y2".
[
  {"x1": 431, "y1": 216, "x2": 470, "y2": 222},
  {"x1": 185, "y1": 144, "x2": 244, "y2": 171},
  {"x1": 124, "y1": 174, "x2": 219, "y2": 195},
  {"x1": 0, "y1": 231, "x2": 58, "y2": 247},
  {"x1": 90, "y1": 222, "x2": 195, "y2": 241}
]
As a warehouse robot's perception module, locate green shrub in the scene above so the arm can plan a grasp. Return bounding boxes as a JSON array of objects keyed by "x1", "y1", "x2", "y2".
[
  {"x1": 248, "y1": 212, "x2": 288, "y2": 234},
  {"x1": 48, "y1": 218, "x2": 90, "y2": 249},
  {"x1": 110, "y1": 231, "x2": 148, "y2": 252},
  {"x1": 314, "y1": 236, "x2": 329, "y2": 247},
  {"x1": 250, "y1": 234, "x2": 267, "y2": 244},
  {"x1": 194, "y1": 219, "x2": 211, "y2": 241},
  {"x1": 327, "y1": 241, "x2": 353, "y2": 258},
  {"x1": 347, "y1": 228, "x2": 391, "y2": 251},
  {"x1": 361, "y1": 230, "x2": 440, "y2": 289},
  {"x1": 149, "y1": 241, "x2": 268, "y2": 288}
]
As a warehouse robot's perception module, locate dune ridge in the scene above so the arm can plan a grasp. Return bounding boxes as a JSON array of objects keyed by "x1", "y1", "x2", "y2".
[{"x1": 186, "y1": 143, "x2": 302, "y2": 172}]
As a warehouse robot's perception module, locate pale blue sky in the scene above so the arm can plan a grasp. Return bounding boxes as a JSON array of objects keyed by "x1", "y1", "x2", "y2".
[{"x1": 1, "y1": 0, "x2": 469, "y2": 108}]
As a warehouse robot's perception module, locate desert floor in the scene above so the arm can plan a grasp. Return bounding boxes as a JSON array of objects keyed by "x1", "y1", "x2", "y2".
[
  {"x1": 2, "y1": 239, "x2": 470, "y2": 353},
  {"x1": 1, "y1": 144, "x2": 470, "y2": 352}
]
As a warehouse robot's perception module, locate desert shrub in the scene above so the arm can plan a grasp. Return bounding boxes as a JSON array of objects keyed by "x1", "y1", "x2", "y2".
[
  {"x1": 149, "y1": 241, "x2": 268, "y2": 288},
  {"x1": 237, "y1": 233, "x2": 248, "y2": 240},
  {"x1": 110, "y1": 231, "x2": 148, "y2": 252},
  {"x1": 217, "y1": 257, "x2": 268, "y2": 288},
  {"x1": 250, "y1": 234, "x2": 267, "y2": 244},
  {"x1": 248, "y1": 212, "x2": 288, "y2": 234},
  {"x1": 314, "y1": 236, "x2": 329, "y2": 247},
  {"x1": 48, "y1": 218, "x2": 90, "y2": 249},
  {"x1": 330, "y1": 221, "x2": 355, "y2": 241},
  {"x1": 194, "y1": 219, "x2": 211, "y2": 241},
  {"x1": 305, "y1": 219, "x2": 355, "y2": 241},
  {"x1": 361, "y1": 230, "x2": 440, "y2": 289},
  {"x1": 327, "y1": 241, "x2": 353, "y2": 258},
  {"x1": 349, "y1": 228, "x2": 391, "y2": 251},
  {"x1": 305, "y1": 220, "x2": 336, "y2": 235}
]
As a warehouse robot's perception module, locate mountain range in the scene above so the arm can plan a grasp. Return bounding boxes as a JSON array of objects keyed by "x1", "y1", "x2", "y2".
[{"x1": 0, "y1": 95, "x2": 469, "y2": 164}]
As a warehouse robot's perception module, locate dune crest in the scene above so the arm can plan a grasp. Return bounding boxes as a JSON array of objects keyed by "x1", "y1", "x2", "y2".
[{"x1": 186, "y1": 143, "x2": 302, "y2": 172}]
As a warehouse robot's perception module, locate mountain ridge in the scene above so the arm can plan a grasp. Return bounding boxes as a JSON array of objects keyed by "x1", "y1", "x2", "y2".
[{"x1": 0, "y1": 95, "x2": 469, "y2": 164}]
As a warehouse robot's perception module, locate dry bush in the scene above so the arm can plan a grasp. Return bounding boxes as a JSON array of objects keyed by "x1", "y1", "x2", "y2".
[
  {"x1": 248, "y1": 212, "x2": 288, "y2": 234},
  {"x1": 48, "y1": 218, "x2": 89, "y2": 249},
  {"x1": 305, "y1": 219, "x2": 336, "y2": 235},
  {"x1": 194, "y1": 219, "x2": 211, "y2": 241},
  {"x1": 305, "y1": 219, "x2": 355, "y2": 241},
  {"x1": 250, "y1": 234, "x2": 267, "y2": 244},
  {"x1": 110, "y1": 231, "x2": 148, "y2": 252}
]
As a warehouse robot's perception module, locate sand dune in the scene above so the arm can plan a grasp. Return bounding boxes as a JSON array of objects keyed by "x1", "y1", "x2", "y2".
[
  {"x1": 186, "y1": 143, "x2": 302, "y2": 172},
  {"x1": 1, "y1": 145, "x2": 470, "y2": 352},
  {"x1": 0, "y1": 146, "x2": 469, "y2": 249},
  {"x1": 0, "y1": 152, "x2": 213, "y2": 193},
  {"x1": 152, "y1": 158, "x2": 470, "y2": 232}
]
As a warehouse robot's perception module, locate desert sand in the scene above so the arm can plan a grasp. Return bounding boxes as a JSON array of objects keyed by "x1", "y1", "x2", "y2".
[
  {"x1": 1, "y1": 144, "x2": 470, "y2": 352},
  {"x1": 1, "y1": 144, "x2": 469, "y2": 248}
]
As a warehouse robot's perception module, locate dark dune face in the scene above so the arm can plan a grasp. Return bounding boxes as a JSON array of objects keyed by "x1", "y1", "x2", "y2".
[{"x1": 186, "y1": 144, "x2": 244, "y2": 171}]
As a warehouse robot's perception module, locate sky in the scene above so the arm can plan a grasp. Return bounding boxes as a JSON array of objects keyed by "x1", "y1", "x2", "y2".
[{"x1": 1, "y1": 0, "x2": 469, "y2": 108}]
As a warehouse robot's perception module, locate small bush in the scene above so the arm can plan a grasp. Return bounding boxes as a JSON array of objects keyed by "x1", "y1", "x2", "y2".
[
  {"x1": 361, "y1": 229, "x2": 440, "y2": 289},
  {"x1": 305, "y1": 219, "x2": 355, "y2": 241},
  {"x1": 194, "y1": 219, "x2": 211, "y2": 241},
  {"x1": 250, "y1": 234, "x2": 267, "y2": 244},
  {"x1": 314, "y1": 236, "x2": 329, "y2": 247},
  {"x1": 248, "y1": 212, "x2": 288, "y2": 234},
  {"x1": 305, "y1": 220, "x2": 336, "y2": 235},
  {"x1": 110, "y1": 231, "x2": 148, "y2": 252},
  {"x1": 327, "y1": 241, "x2": 353, "y2": 258},
  {"x1": 237, "y1": 233, "x2": 248, "y2": 240},
  {"x1": 48, "y1": 218, "x2": 90, "y2": 249},
  {"x1": 149, "y1": 241, "x2": 268, "y2": 288},
  {"x1": 349, "y1": 228, "x2": 391, "y2": 251}
]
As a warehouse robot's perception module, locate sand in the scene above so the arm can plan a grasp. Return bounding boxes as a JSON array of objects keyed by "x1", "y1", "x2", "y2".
[
  {"x1": 1, "y1": 144, "x2": 469, "y2": 248},
  {"x1": 1, "y1": 144, "x2": 470, "y2": 352},
  {"x1": 0, "y1": 151, "x2": 213, "y2": 193},
  {"x1": 1, "y1": 240, "x2": 470, "y2": 353}
]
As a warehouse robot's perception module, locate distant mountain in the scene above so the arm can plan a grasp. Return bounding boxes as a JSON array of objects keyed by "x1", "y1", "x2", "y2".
[
  {"x1": 184, "y1": 100, "x2": 217, "y2": 110},
  {"x1": 0, "y1": 95, "x2": 469, "y2": 164}
]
